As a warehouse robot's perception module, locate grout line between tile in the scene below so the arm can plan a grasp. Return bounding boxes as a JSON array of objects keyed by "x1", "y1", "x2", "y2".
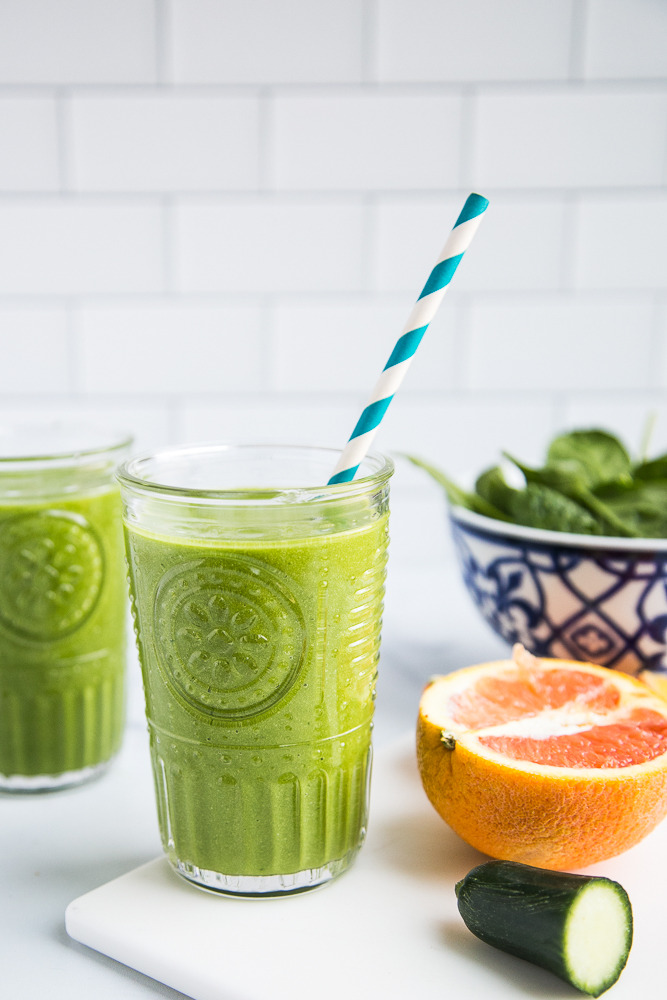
[
  {"x1": 360, "y1": 194, "x2": 377, "y2": 291},
  {"x1": 568, "y1": 0, "x2": 589, "y2": 82},
  {"x1": 458, "y1": 87, "x2": 476, "y2": 190},
  {"x1": 161, "y1": 196, "x2": 175, "y2": 293},
  {"x1": 451, "y1": 295, "x2": 471, "y2": 391},
  {"x1": 166, "y1": 396, "x2": 181, "y2": 443},
  {"x1": 361, "y1": 0, "x2": 378, "y2": 84},
  {"x1": 0, "y1": 79, "x2": 667, "y2": 97},
  {"x1": 0, "y1": 289, "x2": 660, "y2": 310},
  {"x1": 559, "y1": 192, "x2": 579, "y2": 290},
  {"x1": 257, "y1": 87, "x2": 273, "y2": 191},
  {"x1": 258, "y1": 295, "x2": 274, "y2": 392},
  {"x1": 649, "y1": 293, "x2": 666, "y2": 390},
  {"x1": 55, "y1": 89, "x2": 72, "y2": 192},
  {"x1": 155, "y1": 0, "x2": 172, "y2": 86},
  {"x1": 0, "y1": 187, "x2": 665, "y2": 205},
  {"x1": 551, "y1": 393, "x2": 568, "y2": 432},
  {"x1": 66, "y1": 300, "x2": 81, "y2": 393}
]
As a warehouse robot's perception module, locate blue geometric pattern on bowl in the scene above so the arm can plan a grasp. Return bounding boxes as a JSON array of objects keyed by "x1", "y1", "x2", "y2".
[{"x1": 449, "y1": 506, "x2": 667, "y2": 678}]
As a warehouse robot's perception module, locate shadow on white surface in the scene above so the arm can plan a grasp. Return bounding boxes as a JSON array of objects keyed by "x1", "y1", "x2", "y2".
[
  {"x1": 373, "y1": 809, "x2": 486, "y2": 882},
  {"x1": 439, "y1": 921, "x2": 579, "y2": 999},
  {"x1": 38, "y1": 852, "x2": 161, "y2": 897},
  {"x1": 60, "y1": 927, "x2": 191, "y2": 999}
]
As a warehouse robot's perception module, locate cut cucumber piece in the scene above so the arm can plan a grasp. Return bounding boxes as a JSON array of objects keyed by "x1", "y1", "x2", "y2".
[{"x1": 455, "y1": 860, "x2": 632, "y2": 997}]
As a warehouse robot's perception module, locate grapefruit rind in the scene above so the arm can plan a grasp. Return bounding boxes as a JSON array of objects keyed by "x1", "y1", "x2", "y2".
[{"x1": 417, "y1": 658, "x2": 667, "y2": 870}]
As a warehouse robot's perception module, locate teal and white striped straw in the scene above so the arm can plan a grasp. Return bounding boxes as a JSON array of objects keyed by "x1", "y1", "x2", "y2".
[{"x1": 328, "y1": 192, "x2": 489, "y2": 485}]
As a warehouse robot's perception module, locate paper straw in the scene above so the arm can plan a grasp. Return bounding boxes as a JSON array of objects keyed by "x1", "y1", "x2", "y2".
[{"x1": 328, "y1": 192, "x2": 489, "y2": 485}]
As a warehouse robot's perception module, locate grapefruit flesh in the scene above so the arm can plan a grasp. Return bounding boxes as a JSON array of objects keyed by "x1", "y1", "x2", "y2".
[
  {"x1": 480, "y1": 707, "x2": 667, "y2": 769},
  {"x1": 449, "y1": 669, "x2": 620, "y2": 729},
  {"x1": 417, "y1": 647, "x2": 667, "y2": 869}
]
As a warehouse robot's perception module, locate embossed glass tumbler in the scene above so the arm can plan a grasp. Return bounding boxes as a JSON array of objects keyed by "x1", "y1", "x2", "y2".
[
  {"x1": 0, "y1": 425, "x2": 131, "y2": 792},
  {"x1": 119, "y1": 444, "x2": 392, "y2": 896}
]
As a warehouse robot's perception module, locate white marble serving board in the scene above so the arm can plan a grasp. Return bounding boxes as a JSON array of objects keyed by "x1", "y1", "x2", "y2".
[{"x1": 65, "y1": 736, "x2": 665, "y2": 1000}]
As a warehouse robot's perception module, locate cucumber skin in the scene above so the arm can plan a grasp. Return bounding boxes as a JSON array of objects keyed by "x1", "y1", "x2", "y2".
[{"x1": 456, "y1": 861, "x2": 632, "y2": 997}]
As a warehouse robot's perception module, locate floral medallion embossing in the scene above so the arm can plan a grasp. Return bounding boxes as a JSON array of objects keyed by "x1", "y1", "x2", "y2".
[
  {"x1": 0, "y1": 510, "x2": 104, "y2": 641},
  {"x1": 153, "y1": 556, "x2": 307, "y2": 719}
]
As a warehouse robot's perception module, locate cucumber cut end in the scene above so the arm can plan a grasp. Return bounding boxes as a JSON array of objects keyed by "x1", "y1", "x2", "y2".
[{"x1": 564, "y1": 881, "x2": 632, "y2": 997}]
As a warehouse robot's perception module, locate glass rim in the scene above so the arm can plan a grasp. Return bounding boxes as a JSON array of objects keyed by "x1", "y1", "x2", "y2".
[
  {"x1": 117, "y1": 442, "x2": 394, "y2": 502},
  {"x1": 0, "y1": 426, "x2": 133, "y2": 465}
]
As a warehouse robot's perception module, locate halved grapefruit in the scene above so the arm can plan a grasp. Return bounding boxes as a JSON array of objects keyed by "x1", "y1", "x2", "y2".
[{"x1": 417, "y1": 645, "x2": 667, "y2": 869}]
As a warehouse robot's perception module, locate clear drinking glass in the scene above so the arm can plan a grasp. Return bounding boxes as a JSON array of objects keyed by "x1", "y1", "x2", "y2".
[
  {"x1": 118, "y1": 444, "x2": 392, "y2": 895},
  {"x1": 0, "y1": 424, "x2": 131, "y2": 791}
]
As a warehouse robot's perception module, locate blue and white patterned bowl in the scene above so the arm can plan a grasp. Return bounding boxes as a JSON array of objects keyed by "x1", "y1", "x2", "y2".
[{"x1": 449, "y1": 505, "x2": 667, "y2": 684}]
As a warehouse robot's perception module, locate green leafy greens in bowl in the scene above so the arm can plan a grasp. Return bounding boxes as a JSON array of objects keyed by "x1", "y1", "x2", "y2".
[{"x1": 407, "y1": 429, "x2": 667, "y2": 539}]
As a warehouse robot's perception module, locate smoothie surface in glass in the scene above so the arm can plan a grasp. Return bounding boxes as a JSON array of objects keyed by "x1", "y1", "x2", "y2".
[{"x1": 126, "y1": 513, "x2": 388, "y2": 880}]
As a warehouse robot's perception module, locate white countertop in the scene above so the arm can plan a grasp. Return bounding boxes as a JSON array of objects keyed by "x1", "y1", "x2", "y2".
[{"x1": 0, "y1": 566, "x2": 508, "y2": 999}]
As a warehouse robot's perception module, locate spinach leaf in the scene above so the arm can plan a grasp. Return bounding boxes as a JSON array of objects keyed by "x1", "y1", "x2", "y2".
[
  {"x1": 511, "y1": 484, "x2": 603, "y2": 534},
  {"x1": 475, "y1": 466, "x2": 516, "y2": 517},
  {"x1": 476, "y1": 465, "x2": 602, "y2": 533},
  {"x1": 547, "y1": 429, "x2": 631, "y2": 490},
  {"x1": 404, "y1": 423, "x2": 667, "y2": 540},
  {"x1": 593, "y1": 478, "x2": 638, "y2": 500},
  {"x1": 403, "y1": 455, "x2": 512, "y2": 522},
  {"x1": 602, "y1": 481, "x2": 667, "y2": 538},
  {"x1": 504, "y1": 453, "x2": 640, "y2": 538},
  {"x1": 633, "y1": 453, "x2": 667, "y2": 482}
]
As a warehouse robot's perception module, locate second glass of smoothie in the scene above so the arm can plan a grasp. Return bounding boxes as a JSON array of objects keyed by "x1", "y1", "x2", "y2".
[
  {"x1": 119, "y1": 444, "x2": 392, "y2": 895},
  {"x1": 0, "y1": 424, "x2": 130, "y2": 791}
]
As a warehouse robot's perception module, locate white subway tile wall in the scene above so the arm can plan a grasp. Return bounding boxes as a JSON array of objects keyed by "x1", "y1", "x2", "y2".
[
  {"x1": 0, "y1": 0, "x2": 157, "y2": 84},
  {"x1": 0, "y1": 0, "x2": 666, "y2": 567},
  {"x1": 0, "y1": 98, "x2": 59, "y2": 190},
  {"x1": 0, "y1": 203, "x2": 164, "y2": 294},
  {"x1": 473, "y1": 91, "x2": 667, "y2": 189},
  {"x1": 70, "y1": 95, "x2": 261, "y2": 192},
  {"x1": 466, "y1": 296, "x2": 655, "y2": 391},
  {"x1": 585, "y1": 0, "x2": 667, "y2": 79},
  {"x1": 0, "y1": 308, "x2": 69, "y2": 392},
  {"x1": 174, "y1": 201, "x2": 366, "y2": 292},
  {"x1": 272, "y1": 94, "x2": 461, "y2": 190},
  {"x1": 78, "y1": 304, "x2": 263, "y2": 393},
  {"x1": 375, "y1": 0, "x2": 573, "y2": 82},
  {"x1": 574, "y1": 196, "x2": 667, "y2": 289},
  {"x1": 170, "y1": 1, "x2": 364, "y2": 84}
]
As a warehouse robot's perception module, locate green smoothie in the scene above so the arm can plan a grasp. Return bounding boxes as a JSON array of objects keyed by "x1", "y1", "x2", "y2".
[
  {"x1": 0, "y1": 486, "x2": 127, "y2": 784},
  {"x1": 124, "y1": 513, "x2": 389, "y2": 884}
]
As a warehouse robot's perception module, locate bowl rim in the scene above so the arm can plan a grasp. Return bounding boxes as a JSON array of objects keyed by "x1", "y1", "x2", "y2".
[{"x1": 449, "y1": 504, "x2": 667, "y2": 553}]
